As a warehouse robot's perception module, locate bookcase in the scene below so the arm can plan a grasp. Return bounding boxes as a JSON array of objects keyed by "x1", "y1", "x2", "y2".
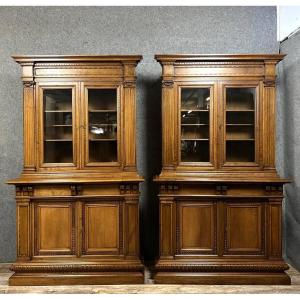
[
  {"x1": 7, "y1": 55, "x2": 144, "y2": 285},
  {"x1": 154, "y1": 54, "x2": 291, "y2": 285}
]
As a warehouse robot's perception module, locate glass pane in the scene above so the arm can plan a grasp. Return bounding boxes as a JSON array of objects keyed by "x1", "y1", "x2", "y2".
[
  {"x1": 225, "y1": 88, "x2": 255, "y2": 162},
  {"x1": 181, "y1": 88, "x2": 210, "y2": 162},
  {"x1": 88, "y1": 89, "x2": 117, "y2": 162},
  {"x1": 43, "y1": 89, "x2": 73, "y2": 163}
]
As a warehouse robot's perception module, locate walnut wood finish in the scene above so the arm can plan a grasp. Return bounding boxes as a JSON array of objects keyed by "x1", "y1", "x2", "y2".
[
  {"x1": 7, "y1": 55, "x2": 144, "y2": 285},
  {"x1": 154, "y1": 54, "x2": 290, "y2": 285}
]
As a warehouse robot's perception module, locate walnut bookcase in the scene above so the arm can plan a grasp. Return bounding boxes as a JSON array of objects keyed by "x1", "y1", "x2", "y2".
[
  {"x1": 153, "y1": 54, "x2": 291, "y2": 285},
  {"x1": 7, "y1": 55, "x2": 144, "y2": 285}
]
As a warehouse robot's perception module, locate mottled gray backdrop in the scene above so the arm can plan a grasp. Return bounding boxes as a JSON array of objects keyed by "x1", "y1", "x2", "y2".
[
  {"x1": 0, "y1": 6, "x2": 286, "y2": 265},
  {"x1": 278, "y1": 31, "x2": 300, "y2": 271}
]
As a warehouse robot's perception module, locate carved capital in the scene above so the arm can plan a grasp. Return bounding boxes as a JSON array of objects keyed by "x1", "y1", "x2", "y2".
[
  {"x1": 23, "y1": 81, "x2": 35, "y2": 88},
  {"x1": 162, "y1": 79, "x2": 174, "y2": 88},
  {"x1": 119, "y1": 183, "x2": 139, "y2": 194},
  {"x1": 123, "y1": 79, "x2": 136, "y2": 88},
  {"x1": 16, "y1": 185, "x2": 34, "y2": 197},
  {"x1": 264, "y1": 79, "x2": 276, "y2": 87}
]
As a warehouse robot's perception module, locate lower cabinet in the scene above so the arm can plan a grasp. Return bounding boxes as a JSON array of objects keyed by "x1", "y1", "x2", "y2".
[
  {"x1": 10, "y1": 184, "x2": 144, "y2": 285},
  {"x1": 155, "y1": 184, "x2": 290, "y2": 285}
]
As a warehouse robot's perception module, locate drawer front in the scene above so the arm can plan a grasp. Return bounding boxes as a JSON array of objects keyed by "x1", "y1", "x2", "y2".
[{"x1": 34, "y1": 201, "x2": 76, "y2": 256}]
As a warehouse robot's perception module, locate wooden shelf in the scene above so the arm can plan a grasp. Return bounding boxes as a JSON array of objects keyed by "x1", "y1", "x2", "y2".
[
  {"x1": 181, "y1": 109, "x2": 209, "y2": 112},
  {"x1": 44, "y1": 110, "x2": 72, "y2": 113},
  {"x1": 44, "y1": 139, "x2": 72, "y2": 142},
  {"x1": 47, "y1": 124, "x2": 72, "y2": 127},
  {"x1": 181, "y1": 124, "x2": 209, "y2": 126},
  {"x1": 226, "y1": 124, "x2": 254, "y2": 126},
  {"x1": 89, "y1": 110, "x2": 117, "y2": 113},
  {"x1": 90, "y1": 123, "x2": 117, "y2": 126},
  {"x1": 181, "y1": 138, "x2": 209, "y2": 141},
  {"x1": 226, "y1": 110, "x2": 255, "y2": 112},
  {"x1": 89, "y1": 138, "x2": 117, "y2": 141},
  {"x1": 226, "y1": 138, "x2": 254, "y2": 141}
]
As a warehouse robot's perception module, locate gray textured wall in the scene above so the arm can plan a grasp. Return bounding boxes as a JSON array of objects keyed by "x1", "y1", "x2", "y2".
[
  {"x1": 278, "y1": 31, "x2": 300, "y2": 271},
  {"x1": 0, "y1": 6, "x2": 278, "y2": 262}
]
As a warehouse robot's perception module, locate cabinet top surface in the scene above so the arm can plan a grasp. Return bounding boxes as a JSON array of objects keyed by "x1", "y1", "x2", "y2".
[
  {"x1": 12, "y1": 55, "x2": 143, "y2": 64},
  {"x1": 155, "y1": 54, "x2": 285, "y2": 63}
]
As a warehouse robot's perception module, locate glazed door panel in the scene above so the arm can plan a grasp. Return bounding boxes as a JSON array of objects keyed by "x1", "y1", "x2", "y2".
[
  {"x1": 178, "y1": 84, "x2": 216, "y2": 169},
  {"x1": 34, "y1": 202, "x2": 75, "y2": 256},
  {"x1": 82, "y1": 202, "x2": 120, "y2": 255},
  {"x1": 36, "y1": 83, "x2": 80, "y2": 170},
  {"x1": 177, "y1": 201, "x2": 217, "y2": 255},
  {"x1": 219, "y1": 82, "x2": 262, "y2": 168},
  {"x1": 81, "y1": 83, "x2": 121, "y2": 169},
  {"x1": 224, "y1": 201, "x2": 265, "y2": 255}
]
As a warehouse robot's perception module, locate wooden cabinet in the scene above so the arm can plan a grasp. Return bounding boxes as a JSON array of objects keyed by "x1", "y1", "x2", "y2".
[
  {"x1": 154, "y1": 54, "x2": 291, "y2": 285},
  {"x1": 7, "y1": 55, "x2": 143, "y2": 285}
]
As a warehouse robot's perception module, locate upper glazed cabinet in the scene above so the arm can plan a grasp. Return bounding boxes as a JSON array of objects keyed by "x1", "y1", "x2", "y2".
[
  {"x1": 156, "y1": 54, "x2": 282, "y2": 172},
  {"x1": 13, "y1": 55, "x2": 142, "y2": 174}
]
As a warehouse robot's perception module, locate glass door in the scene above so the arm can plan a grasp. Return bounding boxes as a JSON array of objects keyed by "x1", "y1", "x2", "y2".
[
  {"x1": 84, "y1": 87, "x2": 119, "y2": 165},
  {"x1": 180, "y1": 87, "x2": 212, "y2": 164},
  {"x1": 41, "y1": 87, "x2": 76, "y2": 166},
  {"x1": 224, "y1": 86, "x2": 257, "y2": 164}
]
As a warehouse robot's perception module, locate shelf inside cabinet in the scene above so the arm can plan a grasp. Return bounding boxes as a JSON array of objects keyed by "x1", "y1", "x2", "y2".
[
  {"x1": 89, "y1": 138, "x2": 117, "y2": 141},
  {"x1": 44, "y1": 139, "x2": 73, "y2": 142},
  {"x1": 45, "y1": 110, "x2": 72, "y2": 113},
  {"x1": 181, "y1": 124, "x2": 209, "y2": 126},
  {"x1": 181, "y1": 138, "x2": 209, "y2": 141},
  {"x1": 89, "y1": 110, "x2": 117, "y2": 113},
  {"x1": 226, "y1": 138, "x2": 254, "y2": 141},
  {"x1": 226, "y1": 109, "x2": 255, "y2": 112},
  {"x1": 181, "y1": 109, "x2": 209, "y2": 112}
]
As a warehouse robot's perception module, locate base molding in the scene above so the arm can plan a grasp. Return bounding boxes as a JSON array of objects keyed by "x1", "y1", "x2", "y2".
[
  {"x1": 9, "y1": 260, "x2": 144, "y2": 285},
  {"x1": 154, "y1": 272, "x2": 291, "y2": 285},
  {"x1": 9, "y1": 271, "x2": 144, "y2": 286}
]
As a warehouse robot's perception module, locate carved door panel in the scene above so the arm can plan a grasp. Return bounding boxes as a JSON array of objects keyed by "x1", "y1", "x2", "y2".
[
  {"x1": 34, "y1": 201, "x2": 76, "y2": 256},
  {"x1": 224, "y1": 201, "x2": 265, "y2": 255},
  {"x1": 82, "y1": 201, "x2": 121, "y2": 255},
  {"x1": 177, "y1": 200, "x2": 217, "y2": 255}
]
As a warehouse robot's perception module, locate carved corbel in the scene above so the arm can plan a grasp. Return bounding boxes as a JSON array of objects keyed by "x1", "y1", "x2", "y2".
[
  {"x1": 264, "y1": 61, "x2": 276, "y2": 87},
  {"x1": 215, "y1": 185, "x2": 228, "y2": 195},
  {"x1": 70, "y1": 185, "x2": 83, "y2": 196},
  {"x1": 120, "y1": 183, "x2": 139, "y2": 194},
  {"x1": 160, "y1": 183, "x2": 179, "y2": 193},
  {"x1": 265, "y1": 184, "x2": 283, "y2": 195},
  {"x1": 16, "y1": 185, "x2": 34, "y2": 197}
]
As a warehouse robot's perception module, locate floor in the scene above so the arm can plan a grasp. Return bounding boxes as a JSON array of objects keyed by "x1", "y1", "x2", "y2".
[{"x1": 1, "y1": 263, "x2": 300, "y2": 294}]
